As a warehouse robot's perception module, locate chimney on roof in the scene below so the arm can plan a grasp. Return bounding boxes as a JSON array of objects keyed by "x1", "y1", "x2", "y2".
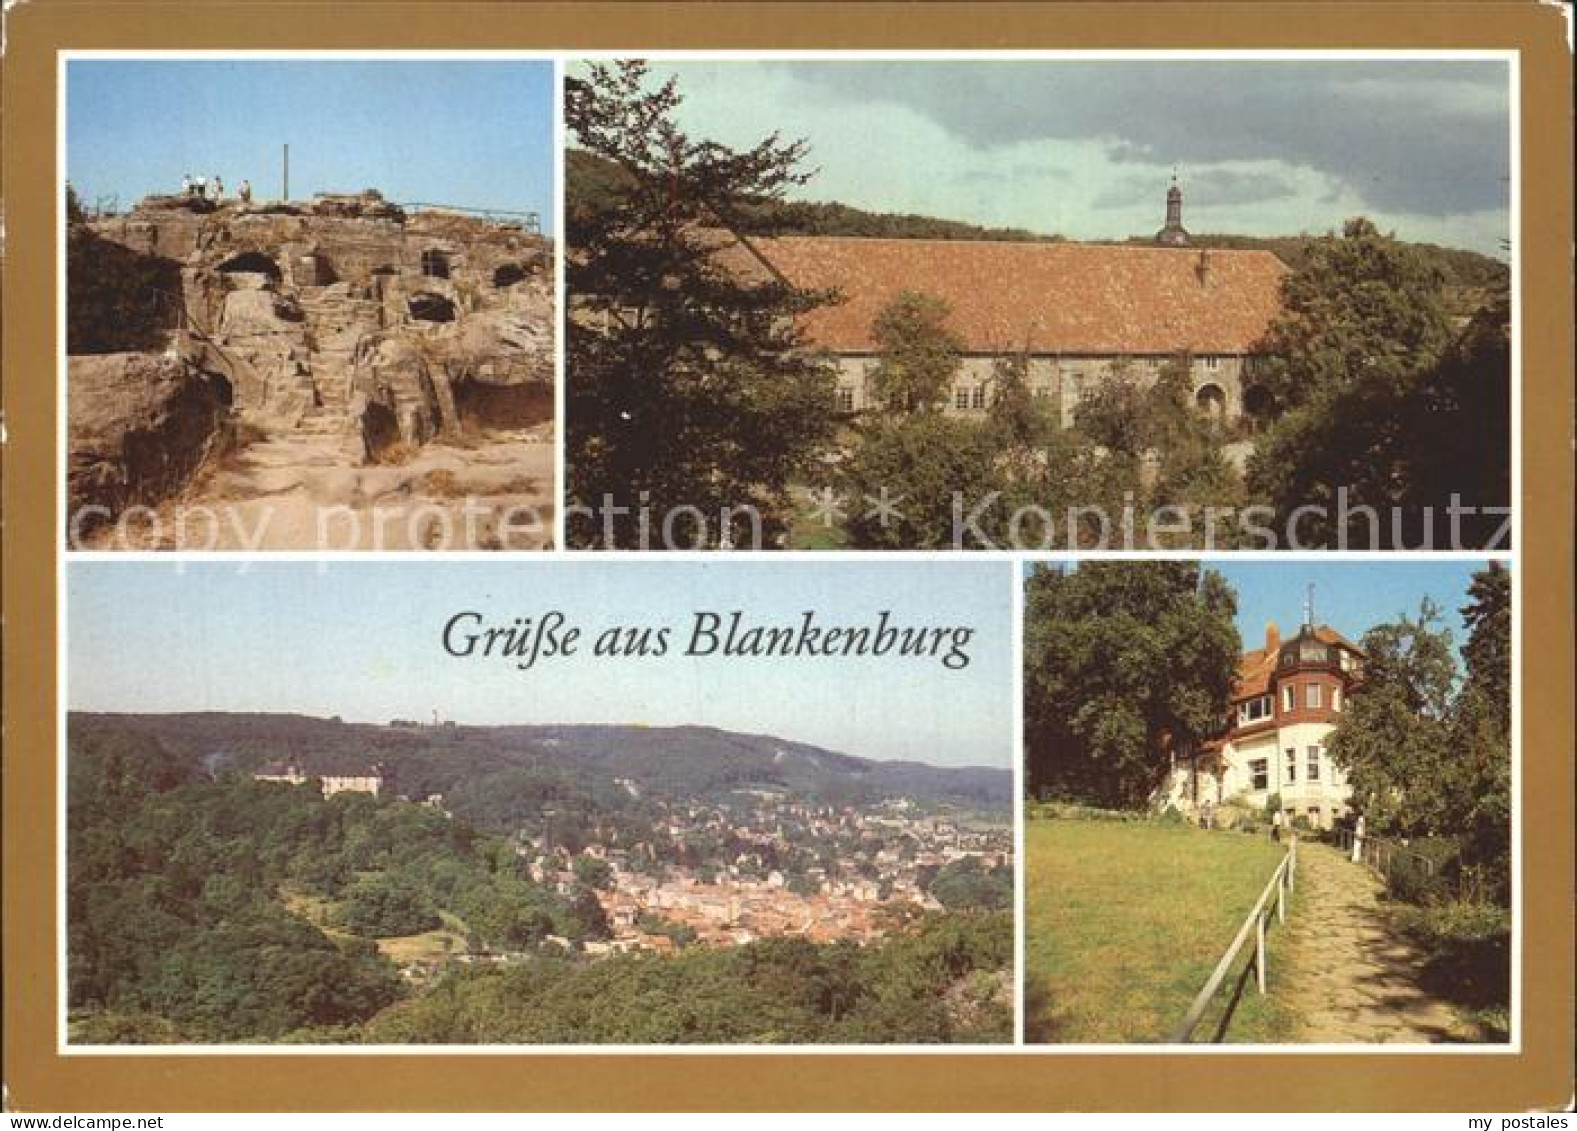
[
  {"x1": 1156, "y1": 171, "x2": 1190, "y2": 247},
  {"x1": 1266, "y1": 622, "x2": 1280, "y2": 652},
  {"x1": 1196, "y1": 248, "x2": 1212, "y2": 288}
]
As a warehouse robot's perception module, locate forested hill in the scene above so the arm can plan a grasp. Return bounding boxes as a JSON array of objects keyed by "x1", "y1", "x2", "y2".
[
  {"x1": 66, "y1": 712, "x2": 1012, "y2": 817},
  {"x1": 567, "y1": 148, "x2": 1058, "y2": 244},
  {"x1": 569, "y1": 147, "x2": 1507, "y2": 293}
]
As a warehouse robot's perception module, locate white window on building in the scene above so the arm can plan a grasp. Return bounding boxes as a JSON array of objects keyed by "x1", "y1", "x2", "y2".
[
  {"x1": 1333, "y1": 686, "x2": 1343, "y2": 712},
  {"x1": 1249, "y1": 759, "x2": 1269, "y2": 792},
  {"x1": 1282, "y1": 685, "x2": 1295, "y2": 713},
  {"x1": 1238, "y1": 694, "x2": 1272, "y2": 725},
  {"x1": 1306, "y1": 683, "x2": 1323, "y2": 709},
  {"x1": 1200, "y1": 355, "x2": 1222, "y2": 371},
  {"x1": 954, "y1": 387, "x2": 970, "y2": 410},
  {"x1": 1306, "y1": 745, "x2": 1322, "y2": 782},
  {"x1": 971, "y1": 384, "x2": 987, "y2": 410},
  {"x1": 1284, "y1": 747, "x2": 1297, "y2": 785},
  {"x1": 835, "y1": 386, "x2": 855, "y2": 413}
]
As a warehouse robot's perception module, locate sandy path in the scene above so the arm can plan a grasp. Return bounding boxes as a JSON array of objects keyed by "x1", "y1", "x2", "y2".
[{"x1": 1279, "y1": 842, "x2": 1482, "y2": 1043}]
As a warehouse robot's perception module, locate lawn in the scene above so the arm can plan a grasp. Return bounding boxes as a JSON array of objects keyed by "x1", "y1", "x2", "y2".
[
  {"x1": 282, "y1": 887, "x2": 470, "y2": 965},
  {"x1": 1025, "y1": 819, "x2": 1297, "y2": 1044}
]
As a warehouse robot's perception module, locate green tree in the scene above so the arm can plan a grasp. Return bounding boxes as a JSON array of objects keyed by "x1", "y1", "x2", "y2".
[
  {"x1": 564, "y1": 60, "x2": 838, "y2": 548},
  {"x1": 1022, "y1": 562, "x2": 1241, "y2": 806},
  {"x1": 338, "y1": 875, "x2": 441, "y2": 938},
  {"x1": 984, "y1": 351, "x2": 1057, "y2": 466},
  {"x1": 1244, "y1": 218, "x2": 1479, "y2": 548},
  {"x1": 1253, "y1": 217, "x2": 1453, "y2": 412},
  {"x1": 572, "y1": 854, "x2": 614, "y2": 891},
  {"x1": 1145, "y1": 358, "x2": 1244, "y2": 518},
  {"x1": 1326, "y1": 600, "x2": 1457, "y2": 837},
  {"x1": 927, "y1": 858, "x2": 1013, "y2": 911},
  {"x1": 866, "y1": 290, "x2": 963, "y2": 414},
  {"x1": 568, "y1": 885, "x2": 612, "y2": 941},
  {"x1": 1446, "y1": 564, "x2": 1512, "y2": 901},
  {"x1": 1400, "y1": 289, "x2": 1512, "y2": 547},
  {"x1": 839, "y1": 412, "x2": 1001, "y2": 549}
]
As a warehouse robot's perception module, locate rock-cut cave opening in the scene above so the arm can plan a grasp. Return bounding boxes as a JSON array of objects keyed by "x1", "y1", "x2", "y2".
[
  {"x1": 407, "y1": 292, "x2": 457, "y2": 323},
  {"x1": 215, "y1": 251, "x2": 282, "y2": 281}
]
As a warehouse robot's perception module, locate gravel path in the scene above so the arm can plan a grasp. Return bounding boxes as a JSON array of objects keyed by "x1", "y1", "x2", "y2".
[{"x1": 1279, "y1": 841, "x2": 1482, "y2": 1043}]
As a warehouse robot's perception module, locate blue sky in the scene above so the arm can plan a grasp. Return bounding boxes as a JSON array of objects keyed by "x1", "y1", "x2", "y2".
[
  {"x1": 67, "y1": 60, "x2": 557, "y2": 234},
  {"x1": 589, "y1": 59, "x2": 1511, "y2": 257},
  {"x1": 67, "y1": 561, "x2": 1013, "y2": 769},
  {"x1": 1206, "y1": 560, "x2": 1498, "y2": 660}
]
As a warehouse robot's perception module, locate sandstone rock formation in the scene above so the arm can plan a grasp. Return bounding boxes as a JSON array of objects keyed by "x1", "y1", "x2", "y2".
[
  {"x1": 67, "y1": 352, "x2": 233, "y2": 529},
  {"x1": 69, "y1": 190, "x2": 556, "y2": 548}
]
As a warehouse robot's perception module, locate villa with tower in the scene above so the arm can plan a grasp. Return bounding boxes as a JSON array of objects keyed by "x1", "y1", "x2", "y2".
[
  {"x1": 1156, "y1": 591, "x2": 1366, "y2": 829},
  {"x1": 711, "y1": 179, "x2": 1289, "y2": 427}
]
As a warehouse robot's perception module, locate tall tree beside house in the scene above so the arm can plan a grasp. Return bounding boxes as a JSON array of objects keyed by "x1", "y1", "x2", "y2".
[
  {"x1": 1022, "y1": 562, "x2": 1241, "y2": 807},
  {"x1": 841, "y1": 291, "x2": 997, "y2": 549},
  {"x1": 984, "y1": 351, "x2": 1056, "y2": 455},
  {"x1": 1327, "y1": 570, "x2": 1511, "y2": 903},
  {"x1": 866, "y1": 290, "x2": 964, "y2": 414},
  {"x1": 564, "y1": 61, "x2": 838, "y2": 548},
  {"x1": 1445, "y1": 563, "x2": 1512, "y2": 901},
  {"x1": 1063, "y1": 356, "x2": 1244, "y2": 545},
  {"x1": 1325, "y1": 599, "x2": 1457, "y2": 838},
  {"x1": 1400, "y1": 288, "x2": 1512, "y2": 547},
  {"x1": 1244, "y1": 217, "x2": 1509, "y2": 549},
  {"x1": 1253, "y1": 217, "x2": 1454, "y2": 412},
  {"x1": 1145, "y1": 358, "x2": 1245, "y2": 518}
]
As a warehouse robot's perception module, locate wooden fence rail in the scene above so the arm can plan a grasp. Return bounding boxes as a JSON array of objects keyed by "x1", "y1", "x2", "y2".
[
  {"x1": 1168, "y1": 836, "x2": 1297, "y2": 1043},
  {"x1": 1330, "y1": 828, "x2": 1436, "y2": 878}
]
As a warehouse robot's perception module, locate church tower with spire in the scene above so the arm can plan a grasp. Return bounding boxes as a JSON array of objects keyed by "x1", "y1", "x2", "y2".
[{"x1": 1155, "y1": 173, "x2": 1191, "y2": 247}]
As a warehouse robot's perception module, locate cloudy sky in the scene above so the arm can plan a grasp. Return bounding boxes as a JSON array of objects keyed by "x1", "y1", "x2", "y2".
[{"x1": 612, "y1": 58, "x2": 1510, "y2": 257}]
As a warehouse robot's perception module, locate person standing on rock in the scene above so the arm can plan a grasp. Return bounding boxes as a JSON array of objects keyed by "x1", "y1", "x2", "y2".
[
  {"x1": 211, "y1": 175, "x2": 224, "y2": 201},
  {"x1": 182, "y1": 173, "x2": 193, "y2": 197},
  {"x1": 238, "y1": 179, "x2": 252, "y2": 205}
]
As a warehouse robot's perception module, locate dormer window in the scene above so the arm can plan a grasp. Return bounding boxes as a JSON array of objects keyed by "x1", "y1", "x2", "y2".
[{"x1": 1237, "y1": 694, "x2": 1272, "y2": 725}]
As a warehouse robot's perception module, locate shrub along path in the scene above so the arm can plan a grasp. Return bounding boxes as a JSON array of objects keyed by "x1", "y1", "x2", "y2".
[{"x1": 1279, "y1": 841, "x2": 1484, "y2": 1043}]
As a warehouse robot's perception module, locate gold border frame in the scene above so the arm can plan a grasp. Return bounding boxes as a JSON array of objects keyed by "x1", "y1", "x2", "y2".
[{"x1": 4, "y1": 1, "x2": 1572, "y2": 1111}]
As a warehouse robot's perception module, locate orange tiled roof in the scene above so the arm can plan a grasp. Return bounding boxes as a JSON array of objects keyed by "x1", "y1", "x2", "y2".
[
  {"x1": 735, "y1": 236, "x2": 1289, "y2": 355},
  {"x1": 1233, "y1": 646, "x2": 1280, "y2": 700}
]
